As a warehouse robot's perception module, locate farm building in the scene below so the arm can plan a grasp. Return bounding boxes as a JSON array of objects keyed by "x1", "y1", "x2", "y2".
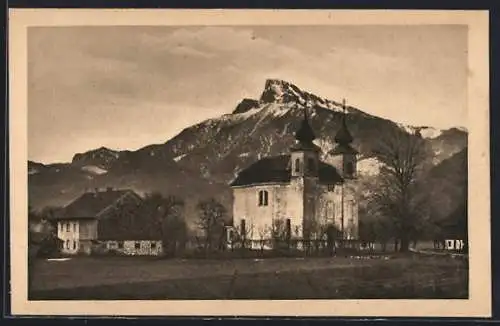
[{"x1": 50, "y1": 187, "x2": 163, "y2": 256}]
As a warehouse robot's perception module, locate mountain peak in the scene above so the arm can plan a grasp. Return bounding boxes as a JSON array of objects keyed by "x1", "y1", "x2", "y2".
[
  {"x1": 260, "y1": 79, "x2": 306, "y2": 104},
  {"x1": 259, "y1": 79, "x2": 343, "y2": 113},
  {"x1": 72, "y1": 146, "x2": 121, "y2": 168},
  {"x1": 232, "y1": 98, "x2": 260, "y2": 114}
]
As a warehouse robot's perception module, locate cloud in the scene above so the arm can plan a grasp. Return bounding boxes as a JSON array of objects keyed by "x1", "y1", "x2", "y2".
[{"x1": 28, "y1": 26, "x2": 467, "y2": 163}]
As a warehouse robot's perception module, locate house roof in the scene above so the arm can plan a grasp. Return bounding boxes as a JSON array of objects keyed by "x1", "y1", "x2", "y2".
[
  {"x1": 52, "y1": 189, "x2": 141, "y2": 220},
  {"x1": 230, "y1": 154, "x2": 343, "y2": 187}
]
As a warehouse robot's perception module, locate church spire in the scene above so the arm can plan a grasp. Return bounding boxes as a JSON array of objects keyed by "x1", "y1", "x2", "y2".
[
  {"x1": 334, "y1": 99, "x2": 354, "y2": 145},
  {"x1": 294, "y1": 106, "x2": 316, "y2": 145}
]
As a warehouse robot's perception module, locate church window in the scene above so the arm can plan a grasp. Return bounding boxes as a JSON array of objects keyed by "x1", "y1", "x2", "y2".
[
  {"x1": 258, "y1": 190, "x2": 269, "y2": 206},
  {"x1": 345, "y1": 161, "x2": 354, "y2": 176},
  {"x1": 295, "y1": 158, "x2": 301, "y2": 173},
  {"x1": 286, "y1": 218, "x2": 291, "y2": 240},
  {"x1": 327, "y1": 201, "x2": 334, "y2": 220},
  {"x1": 241, "y1": 219, "x2": 247, "y2": 237}
]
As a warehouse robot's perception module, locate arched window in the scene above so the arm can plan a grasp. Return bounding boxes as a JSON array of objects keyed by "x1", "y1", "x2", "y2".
[
  {"x1": 295, "y1": 158, "x2": 301, "y2": 173},
  {"x1": 258, "y1": 190, "x2": 269, "y2": 206}
]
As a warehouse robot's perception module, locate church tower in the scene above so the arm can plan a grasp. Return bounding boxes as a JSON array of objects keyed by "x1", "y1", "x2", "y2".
[
  {"x1": 289, "y1": 106, "x2": 321, "y2": 240},
  {"x1": 329, "y1": 99, "x2": 358, "y2": 178},
  {"x1": 329, "y1": 99, "x2": 359, "y2": 241}
]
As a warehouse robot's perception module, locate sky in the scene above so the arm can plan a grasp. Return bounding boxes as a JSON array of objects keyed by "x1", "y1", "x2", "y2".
[{"x1": 28, "y1": 25, "x2": 468, "y2": 164}]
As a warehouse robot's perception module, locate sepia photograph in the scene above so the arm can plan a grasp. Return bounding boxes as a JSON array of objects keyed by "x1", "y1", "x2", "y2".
[{"x1": 9, "y1": 9, "x2": 490, "y2": 317}]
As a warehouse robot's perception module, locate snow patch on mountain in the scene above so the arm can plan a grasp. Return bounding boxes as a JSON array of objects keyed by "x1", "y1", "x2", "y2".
[
  {"x1": 397, "y1": 124, "x2": 444, "y2": 139},
  {"x1": 357, "y1": 157, "x2": 383, "y2": 176},
  {"x1": 234, "y1": 107, "x2": 261, "y2": 119},
  {"x1": 81, "y1": 165, "x2": 108, "y2": 175},
  {"x1": 174, "y1": 154, "x2": 186, "y2": 162},
  {"x1": 419, "y1": 127, "x2": 443, "y2": 139}
]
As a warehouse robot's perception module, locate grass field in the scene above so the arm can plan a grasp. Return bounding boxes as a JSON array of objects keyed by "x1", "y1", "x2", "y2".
[{"x1": 29, "y1": 254, "x2": 468, "y2": 300}]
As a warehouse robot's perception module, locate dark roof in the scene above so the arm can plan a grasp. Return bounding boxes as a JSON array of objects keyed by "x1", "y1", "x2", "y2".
[
  {"x1": 230, "y1": 154, "x2": 343, "y2": 187},
  {"x1": 295, "y1": 108, "x2": 316, "y2": 144},
  {"x1": 334, "y1": 113, "x2": 354, "y2": 145},
  {"x1": 53, "y1": 189, "x2": 140, "y2": 220}
]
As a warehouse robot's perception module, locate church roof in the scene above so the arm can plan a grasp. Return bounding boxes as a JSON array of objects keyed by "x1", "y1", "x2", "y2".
[
  {"x1": 230, "y1": 154, "x2": 343, "y2": 187},
  {"x1": 334, "y1": 113, "x2": 354, "y2": 145},
  {"x1": 294, "y1": 108, "x2": 316, "y2": 144}
]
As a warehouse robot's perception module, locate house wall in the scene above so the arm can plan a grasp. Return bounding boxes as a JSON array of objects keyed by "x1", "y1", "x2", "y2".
[
  {"x1": 105, "y1": 240, "x2": 163, "y2": 256},
  {"x1": 79, "y1": 220, "x2": 98, "y2": 240},
  {"x1": 57, "y1": 219, "x2": 98, "y2": 255},
  {"x1": 57, "y1": 220, "x2": 80, "y2": 254}
]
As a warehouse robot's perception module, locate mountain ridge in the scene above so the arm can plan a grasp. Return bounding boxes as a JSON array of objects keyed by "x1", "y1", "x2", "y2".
[{"x1": 28, "y1": 79, "x2": 468, "y2": 217}]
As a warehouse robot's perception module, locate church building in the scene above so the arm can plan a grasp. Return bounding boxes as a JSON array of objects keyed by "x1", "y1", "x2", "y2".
[{"x1": 230, "y1": 102, "x2": 359, "y2": 249}]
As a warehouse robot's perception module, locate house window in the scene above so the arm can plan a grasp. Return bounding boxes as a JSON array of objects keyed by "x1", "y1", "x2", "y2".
[
  {"x1": 327, "y1": 184, "x2": 335, "y2": 192},
  {"x1": 258, "y1": 190, "x2": 269, "y2": 206},
  {"x1": 135, "y1": 242, "x2": 141, "y2": 249},
  {"x1": 151, "y1": 242, "x2": 157, "y2": 249},
  {"x1": 295, "y1": 158, "x2": 301, "y2": 173},
  {"x1": 73, "y1": 240, "x2": 77, "y2": 250},
  {"x1": 65, "y1": 240, "x2": 70, "y2": 249},
  {"x1": 118, "y1": 241, "x2": 123, "y2": 249},
  {"x1": 73, "y1": 223, "x2": 77, "y2": 232},
  {"x1": 66, "y1": 223, "x2": 70, "y2": 232}
]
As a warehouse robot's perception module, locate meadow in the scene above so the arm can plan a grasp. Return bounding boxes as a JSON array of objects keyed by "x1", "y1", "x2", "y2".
[{"x1": 29, "y1": 253, "x2": 468, "y2": 300}]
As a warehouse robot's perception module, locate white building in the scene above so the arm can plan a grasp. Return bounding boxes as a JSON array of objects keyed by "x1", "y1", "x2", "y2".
[{"x1": 230, "y1": 105, "x2": 359, "y2": 249}]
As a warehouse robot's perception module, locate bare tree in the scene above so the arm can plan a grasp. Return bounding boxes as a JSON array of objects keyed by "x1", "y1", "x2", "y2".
[
  {"x1": 142, "y1": 192, "x2": 187, "y2": 257},
  {"x1": 196, "y1": 198, "x2": 227, "y2": 252},
  {"x1": 371, "y1": 128, "x2": 431, "y2": 252},
  {"x1": 257, "y1": 225, "x2": 270, "y2": 252}
]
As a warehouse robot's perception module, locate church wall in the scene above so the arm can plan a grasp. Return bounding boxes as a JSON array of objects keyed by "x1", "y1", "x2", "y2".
[
  {"x1": 233, "y1": 183, "x2": 299, "y2": 241},
  {"x1": 286, "y1": 179, "x2": 305, "y2": 238},
  {"x1": 317, "y1": 183, "x2": 359, "y2": 240}
]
